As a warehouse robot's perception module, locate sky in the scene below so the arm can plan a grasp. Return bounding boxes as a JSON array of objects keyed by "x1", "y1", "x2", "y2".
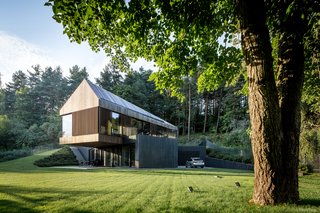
[{"x1": 0, "y1": 0, "x2": 154, "y2": 86}]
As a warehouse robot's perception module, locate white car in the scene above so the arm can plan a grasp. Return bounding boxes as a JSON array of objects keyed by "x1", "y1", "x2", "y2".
[{"x1": 186, "y1": 157, "x2": 205, "y2": 168}]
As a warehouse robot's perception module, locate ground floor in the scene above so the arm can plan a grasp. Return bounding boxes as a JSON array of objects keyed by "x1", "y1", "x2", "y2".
[
  {"x1": 72, "y1": 135, "x2": 178, "y2": 168},
  {"x1": 87, "y1": 145, "x2": 135, "y2": 167}
]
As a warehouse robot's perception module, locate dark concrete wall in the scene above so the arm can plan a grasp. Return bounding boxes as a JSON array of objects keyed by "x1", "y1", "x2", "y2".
[
  {"x1": 135, "y1": 135, "x2": 178, "y2": 168},
  {"x1": 178, "y1": 146, "x2": 206, "y2": 166},
  {"x1": 205, "y1": 157, "x2": 253, "y2": 171}
]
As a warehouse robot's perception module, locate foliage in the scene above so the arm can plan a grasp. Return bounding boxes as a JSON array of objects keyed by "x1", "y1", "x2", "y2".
[
  {"x1": 299, "y1": 164, "x2": 314, "y2": 174},
  {"x1": 299, "y1": 104, "x2": 320, "y2": 168},
  {"x1": 95, "y1": 61, "x2": 123, "y2": 93},
  {"x1": 0, "y1": 65, "x2": 85, "y2": 151},
  {"x1": 178, "y1": 131, "x2": 252, "y2": 164},
  {"x1": 1, "y1": 152, "x2": 320, "y2": 212},
  {"x1": 207, "y1": 148, "x2": 252, "y2": 164},
  {"x1": 0, "y1": 115, "x2": 16, "y2": 150},
  {"x1": 96, "y1": 66, "x2": 181, "y2": 126},
  {"x1": 33, "y1": 146, "x2": 78, "y2": 167},
  {"x1": 67, "y1": 65, "x2": 89, "y2": 94},
  {"x1": 46, "y1": 0, "x2": 244, "y2": 99},
  {"x1": 0, "y1": 148, "x2": 31, "y2": 162}
]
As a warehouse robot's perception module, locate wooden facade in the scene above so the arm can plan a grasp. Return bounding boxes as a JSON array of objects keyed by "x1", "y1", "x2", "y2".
[
  {"x1": 60, "y1": 80, "x2": 99, "y2": 115},
  {"x1": 73, "y1": 107, "x2": 99, "y2": 136}
]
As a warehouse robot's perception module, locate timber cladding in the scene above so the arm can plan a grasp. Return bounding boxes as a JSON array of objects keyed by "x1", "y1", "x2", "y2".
[{"x1": 72, "y1": 107, "x2": 98, "y2": 136}]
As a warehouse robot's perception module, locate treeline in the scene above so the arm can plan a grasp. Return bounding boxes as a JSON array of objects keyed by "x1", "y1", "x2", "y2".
[
  {"x1": 0, "y1": 65, "x2": 88, "y2": 150},
  {"x1": 95, "y1": 63, "x2": 250, "y2": 145},
  {"x1": 0, "y1": 63, "x2": 249, "y2": 150}
]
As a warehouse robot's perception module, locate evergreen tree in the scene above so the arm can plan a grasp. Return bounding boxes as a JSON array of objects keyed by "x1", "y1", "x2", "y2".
[
  {"x1": 96, "y1": 62, "x2": 123, "y2": 93},
  {"x1": 68, "y1": 65, "x2": 89, "y2": 94},
  {"x1": 4, "y1": 70, "x2": 28, "y2": 116}
]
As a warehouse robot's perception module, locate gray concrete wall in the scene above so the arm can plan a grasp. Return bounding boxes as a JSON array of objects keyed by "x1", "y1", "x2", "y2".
[
  {"x1": 135, "y1": 135, "x2": 178, "y2": 168},
  {"x1": 205, "y1": 156, "x2": 253, "y2": 171}
]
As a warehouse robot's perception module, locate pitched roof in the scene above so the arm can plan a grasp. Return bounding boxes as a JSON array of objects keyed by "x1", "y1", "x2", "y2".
[{"x1": 87, "y1": 80, "x2": 177, "y2": 130}]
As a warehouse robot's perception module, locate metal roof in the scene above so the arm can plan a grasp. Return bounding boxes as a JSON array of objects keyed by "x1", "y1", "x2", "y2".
[{"x1": 86, "y1": 80, "x2": 177, "y2": 130}]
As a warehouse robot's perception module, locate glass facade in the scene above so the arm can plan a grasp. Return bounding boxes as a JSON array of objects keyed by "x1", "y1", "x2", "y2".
[
  {"x1": 122, "y1": 115, "x2": 143, "y2": 139},
  {"x1": 89, "y1": 145, "x2": 135, "y2": 167},
  {"x1": 99, "y1": 107, "x2": 177, "y2": 138},
  {"x1": 62, "y1": 114, "x2": 72, "y2": 136}
]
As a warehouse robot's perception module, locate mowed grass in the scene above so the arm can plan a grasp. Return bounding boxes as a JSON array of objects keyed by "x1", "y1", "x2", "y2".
[{"x1": 0, "y1": 151, "x2": 319, "y2": 213}]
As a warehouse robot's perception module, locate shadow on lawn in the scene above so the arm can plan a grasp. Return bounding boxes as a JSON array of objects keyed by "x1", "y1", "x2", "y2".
[
  {"x1": 0, "y1": 185, "x2": 109, "y2": 212},
  {"x1": 114, "y1": 168, "x2": 253, "y2": 177},
  {"x1": 300, "y1": 199, "x2": 320, "y2": 207},
  {"x1": 0, "y1": 199, "x2": 36, "y2": 213},
  {"x1": 0, "y1": 199, "x2": 94, "y2": 213},
  {"x1": 0, "y1": 184, "x2": 145, "y2": 212}
]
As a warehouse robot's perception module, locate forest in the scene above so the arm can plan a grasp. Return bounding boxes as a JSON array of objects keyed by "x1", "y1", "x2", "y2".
[{"x1": 0, "y1": 59, "x2": 318, "y2": 171}]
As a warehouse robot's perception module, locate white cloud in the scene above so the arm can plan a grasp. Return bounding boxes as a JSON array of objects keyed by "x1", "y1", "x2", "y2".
[
  {"x1": 0, "y1": 31, "x2": 156, "y2": 87},
  {"x1": 0, "y1": 31, "x2": 109, "y2": 85},
  {"x1": 0, "y1": 31, "x2": 58, "y2": 85}
]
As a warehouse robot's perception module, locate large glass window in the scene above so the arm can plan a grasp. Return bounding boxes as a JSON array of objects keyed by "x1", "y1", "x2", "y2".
[
  {"x1": 122, "y1": 116, "x2": 144, "y2": 138},
  {"x1": 111, "y1": 112, "x2": 121, "y2": 135},
  {"x1": 100, "y1": 108, "x2": 111, "y2": 135},
  {"x1": 168, "y1": 129, "x2": 177, "y2": 138},
  {"x1": 62, "y1": 114, "x2": 72, "y2": 136}
]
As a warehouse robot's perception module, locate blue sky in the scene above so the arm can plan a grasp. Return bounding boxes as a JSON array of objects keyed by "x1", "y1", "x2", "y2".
[{"x1": 0, "y1": 0, "x2": 153, "y2": 86}]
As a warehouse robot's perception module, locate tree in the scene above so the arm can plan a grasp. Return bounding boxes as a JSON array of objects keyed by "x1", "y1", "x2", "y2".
[
  {"x1": 46, "y1": 0, "x2": 319, "y2": 205},
  {"x1": 68, "y1": 65, "x2": 89, "y2": 93},
  {"x1": 37, "y1": 67, "x2": 68, "y2": 114},
  {"x1": 4, "y1": 70, "x2": 28, "y2": 116},
  {"x1": 0, "y1": 88, "x2": 5, "y2": 114},
  {"x1": 0, "y1": 115, "x2": 15, "y2": 150},
  {"x1": 96, "y1": 62, "x2": 123, "y2": 93}
]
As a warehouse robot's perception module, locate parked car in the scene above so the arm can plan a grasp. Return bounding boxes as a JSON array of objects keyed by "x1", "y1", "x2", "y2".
[{"x1": 186, "y1": 157, "x2": 205, "y2": 168}]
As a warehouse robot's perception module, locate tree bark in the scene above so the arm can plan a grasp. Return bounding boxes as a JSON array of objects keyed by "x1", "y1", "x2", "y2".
[
  {"x1": 187, "y1": 80, "x2": 191, "y2": 141},
  {"x1": 237, "y1": 0, "x2": 283, "y2": 205},
  {"x1": 203, "y1": 93, "x2": 208, "y2": 133},
  {"x1": 276, "y1": 0, "x2": 305, "y2": 202}
]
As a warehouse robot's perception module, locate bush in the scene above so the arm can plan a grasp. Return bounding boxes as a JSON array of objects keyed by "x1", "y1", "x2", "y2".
[
  {"x1": 34, "y1": 146, "x2": 78, "y2": 167},
  {"x1": 0, "y1": 148, "x2": 32, "y2": 162},
  {"x1": 207, "y1": 146, "x2": 253, "y2": 164},
  {"x1": 299, "y1": 164, "x2": 314, "y2": 174}
]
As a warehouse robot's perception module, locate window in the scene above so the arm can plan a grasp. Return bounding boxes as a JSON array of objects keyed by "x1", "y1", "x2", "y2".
[
  {"x1": 62, "y1": 114, "x2": 72, "y2": 136},
  {"x1": 100, "y1": 108, "x2": 111, "y2": 135},
  {"x1": 111, "y1": 112, "x2": 121, "y2": 135},
  {"x1": 168, "y1": 129, "x2": 177, "y2": 138},
  {"x1": 122, "y1": 116, "x2": 143, "y2": 138}
]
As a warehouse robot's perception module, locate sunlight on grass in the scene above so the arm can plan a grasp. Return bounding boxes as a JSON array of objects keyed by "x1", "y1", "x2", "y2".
[{"x1": 0, "y1": 152, "x2": 319, "y2": 212}]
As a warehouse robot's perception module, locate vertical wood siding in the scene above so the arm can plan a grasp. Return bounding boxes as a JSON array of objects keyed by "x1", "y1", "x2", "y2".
[{"x1": 72, "y1": 107, "x2": 98, "y2": 136}]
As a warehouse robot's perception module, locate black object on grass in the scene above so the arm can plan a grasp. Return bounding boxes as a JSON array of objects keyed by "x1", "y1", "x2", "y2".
[{"x1": 235, "y1": 182, "x2": 241, "y2": 188}]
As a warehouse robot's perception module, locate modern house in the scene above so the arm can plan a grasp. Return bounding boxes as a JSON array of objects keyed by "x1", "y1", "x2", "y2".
[{"x1": 59, "y1": 79, "x2": 178, "y2": 168}]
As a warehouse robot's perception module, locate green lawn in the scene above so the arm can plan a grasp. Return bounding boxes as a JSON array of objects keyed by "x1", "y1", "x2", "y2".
[{"x1": 0, "y1": 151, "x2": 319, "y2": 213}]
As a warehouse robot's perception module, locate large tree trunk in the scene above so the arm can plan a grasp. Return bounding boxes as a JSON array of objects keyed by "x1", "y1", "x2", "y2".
[
  {"x1": 237, "y1": 0, "x2": 283, "y2": 205},
  {"x1": 276, "y1": 0, "x2": 305, "y2": 202}
]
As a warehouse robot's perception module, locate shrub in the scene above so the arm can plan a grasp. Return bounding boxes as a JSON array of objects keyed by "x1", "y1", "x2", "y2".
[
  {"x1": 207, "y1": 146, "x2": 253, "y2": 164},
  {"x1": 299, "y1": 164, "x2": 314, "y2": 174},
  {"x1": 0, "y1": 148, "x2": 32, "y2": 162},
  {"x1": 34, "y1": 146, "x2": 78, "y2": 167}
]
